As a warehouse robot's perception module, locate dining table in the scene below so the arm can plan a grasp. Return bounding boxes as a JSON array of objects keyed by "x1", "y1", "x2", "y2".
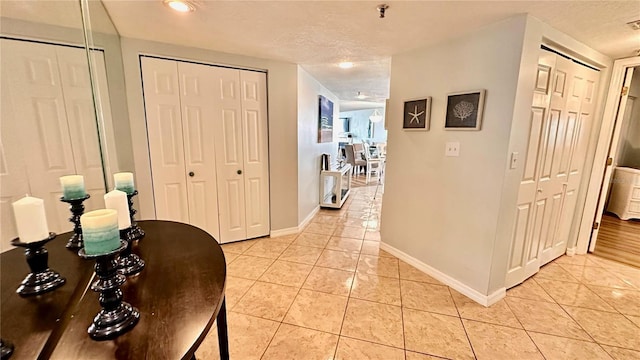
[{"x1": 1, "y1": 220, "x2": 228, "y2": 360}]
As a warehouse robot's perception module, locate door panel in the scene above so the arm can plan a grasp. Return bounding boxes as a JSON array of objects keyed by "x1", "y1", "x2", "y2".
[
  {"x1": 505, "y1": 50, "x2": 555, "y2": 287},
  {"x1": 508, "y1": 50, "x2": 601, "y2": 287},
  {"x1": 240, "y1": 71, "x2": 270, "y2": 238},
  {"x1": 57, "y1": 46, "x2": 106, "y2": 213},
  {"x1": 212, "y1": 67, "x2": 247, "y2": 242},
  {"x1": 177, "y1": 62, "x2": 221, "y2": 240},
  {"x1": 141, "y1": 57, "x2": 190, "y2": 223},
  {"x1": 2, "y1": 40, "x2": 78, "y2": 234}
]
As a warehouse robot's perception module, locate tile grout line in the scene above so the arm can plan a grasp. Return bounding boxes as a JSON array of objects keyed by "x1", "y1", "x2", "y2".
[{"x1": 502, "y1": 294, "x2": 549, "y2": 360}]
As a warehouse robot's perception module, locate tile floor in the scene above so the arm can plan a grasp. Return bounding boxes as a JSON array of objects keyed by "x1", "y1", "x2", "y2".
[{"x1": 196, "y1": 184, "x2": 640, "y2": 360}]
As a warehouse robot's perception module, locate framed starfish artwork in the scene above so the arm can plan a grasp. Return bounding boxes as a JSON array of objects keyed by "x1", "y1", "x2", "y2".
[{"x1": 403, "y1": 97, "x2": 431, "y2": 131}]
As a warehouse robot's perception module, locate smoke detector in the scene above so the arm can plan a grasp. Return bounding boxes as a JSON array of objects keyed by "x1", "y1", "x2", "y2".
[{"x1": 627, "y1": 20, "x2": 640, "y2": 30}]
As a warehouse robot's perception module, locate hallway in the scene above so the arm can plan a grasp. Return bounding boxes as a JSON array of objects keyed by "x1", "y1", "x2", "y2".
[{"x1": 195, "y1": 185, "x2": 640, "y2": 359}]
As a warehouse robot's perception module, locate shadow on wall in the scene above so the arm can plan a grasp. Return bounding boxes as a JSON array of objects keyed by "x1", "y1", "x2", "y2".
[{"x1": 618, "y1": 140, "x2": 640, "y2": 169}]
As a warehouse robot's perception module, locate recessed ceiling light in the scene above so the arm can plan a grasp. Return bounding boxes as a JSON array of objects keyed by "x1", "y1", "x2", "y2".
[
  {"x1": 339, "y1": 62, "x2": 354, "y2": 69},
  {"x1": 164, "y1": 0, "x2": 195, "y2": 13},
  {"x1": 356, "y1": 92, "x2": 367, "y2": 100}
]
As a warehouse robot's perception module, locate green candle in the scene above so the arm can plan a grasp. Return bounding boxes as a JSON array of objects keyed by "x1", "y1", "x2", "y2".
[
  {"x1": 113, "y1": 172, "x2": 135, "y2": 195},
  {"x1": 60, "y1": 175, "x2": 87, "y2": 200},
  {"x1": 80, "y1": 209, "x2": 121, "y2": 255}
]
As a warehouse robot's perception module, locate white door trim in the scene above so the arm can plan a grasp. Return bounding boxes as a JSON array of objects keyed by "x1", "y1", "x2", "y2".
[{"x1": 577, "y1": 56, "x2": 640, "y2": 253}]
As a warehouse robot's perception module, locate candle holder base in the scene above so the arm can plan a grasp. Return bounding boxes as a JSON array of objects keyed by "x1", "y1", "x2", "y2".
[
  {"x1": 125, "y1": 191, "x2": 145, "y2": 241},
  {"x1": 79, "y1": 241, "x2": 139, "y2": 341},
  {"x1": 60, "y1": 194, "x2": 91, "y2": 250},
  {"x1": 88, "y1": 301, "x2": 140, "y2": 341},
  {"x1": 1, "y1": 339, "x2": 14, "y2": 360},
  {"x1": 118, "y1": 230, "x2": 145, "y2": 276},
  {"x1": 11, "y1": 234, "x2": 66, "y2": 297}
]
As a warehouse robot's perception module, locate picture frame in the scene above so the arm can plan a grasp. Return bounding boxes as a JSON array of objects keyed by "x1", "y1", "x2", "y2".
[
  {"x1": 402, "y1": 97, "x2": 431, "y2": 131},
  {"x1": 318, "y1": 95, "x2": 334, "y2": 143},
  {"x1": 445, "y1": 89, "x2": 486, "y2": 131}
]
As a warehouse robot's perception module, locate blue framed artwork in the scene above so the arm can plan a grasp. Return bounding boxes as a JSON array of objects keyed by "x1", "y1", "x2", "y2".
[{"x1": 318, "y1": 95, "x2": 334, "y2": 143}]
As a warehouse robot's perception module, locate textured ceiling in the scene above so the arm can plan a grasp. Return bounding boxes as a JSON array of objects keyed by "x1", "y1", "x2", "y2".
[{"x1": 3, "y1": 1, "x2": 639, "y2": 111}]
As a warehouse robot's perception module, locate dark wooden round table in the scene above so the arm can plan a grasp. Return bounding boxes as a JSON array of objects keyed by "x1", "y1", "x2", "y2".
[{"x1": 1, "y1": 220, "x2": 228, "y2": 360}]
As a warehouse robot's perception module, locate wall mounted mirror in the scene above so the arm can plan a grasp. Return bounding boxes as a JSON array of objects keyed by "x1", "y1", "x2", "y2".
[{"x1": 0, "y1": 0, "x2": 127, "y2": 252}]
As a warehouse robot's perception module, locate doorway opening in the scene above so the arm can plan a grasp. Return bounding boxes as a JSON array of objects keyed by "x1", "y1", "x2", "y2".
[{"x1": 591, "y1": 66, "x2": 640, "y2": 268}]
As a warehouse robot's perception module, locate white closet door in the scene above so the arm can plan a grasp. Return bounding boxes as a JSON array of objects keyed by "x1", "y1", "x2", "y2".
[
  {"x1": 506, "y1": 50, "x2": 600, "y2": 287},
  {"x1": 1, "y1": 39, "x2": 78, "y2": 233},
  {"x1": 212, "y1": 67, "x2": 248, "y2": 242},
  {"x1": 57, "y1": 46, "x2": 105, "y2": 213},
  {"x1": 240, "y1": 71, "x2": 270, "y2": 238},
  {"x1": 0, "y1": 46, "x2": 31, "y2": 251},
  {"x1": 177, "y1": 62, "x2": 221, "y2": 240},
  {"x1": 141, "y1": 57, "x2": 190, "y2": 222}
]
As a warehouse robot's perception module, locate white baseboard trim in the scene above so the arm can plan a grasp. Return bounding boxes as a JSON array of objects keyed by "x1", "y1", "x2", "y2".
[
  {"x1": 270, "y1": 227, "x2": 299, "y2": 237},
  {"x1": 298, "y1": 206, "x2": 319, "y2": 231},
  {"x1": 565, "y1": 247, "x2": 577, "y2": 256},
  {"x1": 380, "y1": 242, "x2": 505, "y2": 307},
  {"x1": 270, "y1": 206, "x2": 320, "y2": 238}
]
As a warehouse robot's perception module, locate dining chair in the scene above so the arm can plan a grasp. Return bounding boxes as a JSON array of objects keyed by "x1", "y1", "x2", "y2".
[
  {"x1": 362, "y1": 143, "x2": 383, "y2": 183},
  {"x1": 345, "y1": 144, "x2": 366, "y2": 176}
]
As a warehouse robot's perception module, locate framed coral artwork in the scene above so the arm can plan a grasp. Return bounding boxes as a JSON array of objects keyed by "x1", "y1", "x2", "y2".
[{"x1": 445, "y1": 90, "x2": 486, "y2": 131}]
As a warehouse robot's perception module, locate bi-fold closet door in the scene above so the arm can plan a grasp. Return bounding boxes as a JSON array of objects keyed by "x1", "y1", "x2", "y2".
[
  {"x1": 141, "y1": 57, "x2": 270, "y2": 244},
  {"x1": 0, "y1": 39, "x2": 109, "y2": 251},
  {"x1": 505, "y1": 48, "x2": 600, "y2": 288}
]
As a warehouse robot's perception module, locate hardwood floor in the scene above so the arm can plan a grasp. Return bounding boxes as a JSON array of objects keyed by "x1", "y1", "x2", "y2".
[{"x1": 593, "y1": 213, "x2": 640, "y2": 268}]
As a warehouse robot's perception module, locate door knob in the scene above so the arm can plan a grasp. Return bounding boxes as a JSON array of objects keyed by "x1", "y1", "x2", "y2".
[
  {"x1": 537, "y1": 188, "x2": 543, "y2": 193},
  {"x1": 237, "y1": 170, "x2": 242, "y2": 175},
  {"x1": 188, "y1": 171, "x2": 195, "y2": 177}
]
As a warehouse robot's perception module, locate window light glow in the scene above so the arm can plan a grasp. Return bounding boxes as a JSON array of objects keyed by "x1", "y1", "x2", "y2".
[{"x1": 339, "y1": 62, "x2": 354, "y2": 69}]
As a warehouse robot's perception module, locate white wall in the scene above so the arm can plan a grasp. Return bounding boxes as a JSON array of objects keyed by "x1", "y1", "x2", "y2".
[
  {"x1": 382, "y1": 16, "x2": 528, "y2": 297},
  {"x1": 382, "y1": 14, "x2": 612, "y2": 300},
  {"x1": 339, "y1": 108, "x2": 388, "y2": 143},
  {"x1": 297, "y1": 67, "x2": 339, "y2": 223},
  {"x1": 119, "y1": 37, "x2": 300, "y2": 232}
]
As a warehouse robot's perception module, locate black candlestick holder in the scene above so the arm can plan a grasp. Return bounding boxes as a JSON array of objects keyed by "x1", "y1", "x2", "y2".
[
  {"x1": 11, "y1": 233, "x2": 66, "y2": 297},
  {"x1": 60, "y1": 194, "x2": 91, "y2": 249},
  {"x1": 78, "y1": 241, "x2": 139, "y2": 340},
  {"x1": 117, "y1": 229, "x2": 145, "y2": 276},
  {"x1": 125, "y1": 191, "x2": 145, "y2": 241},
  {"x1": 1, "y1": 339, "x2": 14, "y2": 359}
]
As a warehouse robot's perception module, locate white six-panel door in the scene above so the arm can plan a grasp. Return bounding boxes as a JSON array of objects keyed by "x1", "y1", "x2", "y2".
[
  {"x1": 142, "y1": 57, "x2": 269, "y2": 243},
  {"x1": 240, "y1": 71, "x2": 270, "y2": 239},
  {"x1": 177, "y1": 62, "x2": 221, "y2": 240},
  {"x1": 1, "y1": 39, "x2": 110, "y2": 251},
  {"x1": 211, "y1": 67, "x2": 248, "y2": 242},
  {"x1": 141, "y1": 58, "x2": 190, "y2": 223},
  {"x1": 506, "y1": 49, "x2": 600, "y2": 288}
]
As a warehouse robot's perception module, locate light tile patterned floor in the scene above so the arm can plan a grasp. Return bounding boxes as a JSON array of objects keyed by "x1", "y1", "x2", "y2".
[{"x1": 196, "y1": 185, "x2": 640, "y2": 360}]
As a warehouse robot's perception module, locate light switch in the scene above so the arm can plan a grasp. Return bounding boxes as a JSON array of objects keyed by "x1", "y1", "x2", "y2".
[
  {"x1": 445, "y1": 142, "x2": 460, "y2": 157},
  {"x1": 510, "y1": 152, "x2": 519, "y2": 169}
]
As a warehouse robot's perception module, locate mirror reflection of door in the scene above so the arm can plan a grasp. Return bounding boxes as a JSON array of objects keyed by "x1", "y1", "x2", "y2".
[
  {"x1": 593, "y1": 66, "x2": 640, "y2": 268},
  {"x1": 0, "y1": 39, "x2": 111, "y2": 252}
]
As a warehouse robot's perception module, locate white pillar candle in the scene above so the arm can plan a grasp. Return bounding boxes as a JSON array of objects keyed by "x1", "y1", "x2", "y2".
[
  {"x1": 104, "y1": 190, "x2": 131, "y2": 230},
  {"x1": 113, "y1": 172, "x2": 135, "y2": 195},
  {"x1": 12, "y1": 196, "x2": 49, "y2": 243},
  {"x1": 60, "y1": 175, "x2": 86, "y2": 200},
  {"x1": 81, "y1": 209, "x2": 121, "y2": 255}
]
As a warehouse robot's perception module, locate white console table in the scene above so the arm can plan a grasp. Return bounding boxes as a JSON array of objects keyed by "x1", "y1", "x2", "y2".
[
  {"x1": 320, "y1": 164, "x2": 352, "y2": 208},
  {"x1": 607, "y1": 166, "x2": 640, "y2": 220}
]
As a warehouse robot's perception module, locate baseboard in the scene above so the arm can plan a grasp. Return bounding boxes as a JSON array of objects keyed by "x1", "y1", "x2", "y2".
[
  {"x1": 270, "y1": 227, "x2": 299, "y2": 237},
  {"x1": 298, "y1": 206, "x2": 319, "y2": 231},
  {"x1": 270, "y1": 206, "x2": 320, "y2": 237},
  {"x1": 380, "y1": 242, "x2": 506, "y2": 307},
  {"x1": 565, "y1": 247, "x2": 577, "y2": 256}
]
